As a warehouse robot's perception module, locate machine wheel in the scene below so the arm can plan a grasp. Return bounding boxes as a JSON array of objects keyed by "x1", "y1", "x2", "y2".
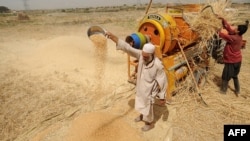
[
  {"x1": 209, "y1": 34, "x2": 225, "y2": 64},
  {"x1": 189, "y1": 68, "x2": 207, "y2": 92},
  {"x1": 194, "y1": 68, "x2": 207, "y2": 88}
]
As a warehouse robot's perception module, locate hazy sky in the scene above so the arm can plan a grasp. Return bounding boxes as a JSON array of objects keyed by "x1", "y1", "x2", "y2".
[{"x1": 1, "y1": 0, "x2": 249, "y2": 10}]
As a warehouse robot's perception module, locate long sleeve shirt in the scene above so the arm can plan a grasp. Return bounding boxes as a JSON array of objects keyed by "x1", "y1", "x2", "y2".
[
  {"x1": 116, "y1": 39, "x2": 167, "y2": 115},
  {"x1": 219, "y1": 19, "x2": 242, "y2": 63}
]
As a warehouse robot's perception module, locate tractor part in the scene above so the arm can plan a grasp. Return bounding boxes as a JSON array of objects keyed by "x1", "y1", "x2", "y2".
[{"x1": 126, "y1": 32, "x2": 148, "y2": 49}]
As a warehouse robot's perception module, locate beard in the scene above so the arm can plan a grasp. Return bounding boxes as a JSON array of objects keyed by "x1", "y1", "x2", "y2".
[{"x1": 143, "y1": 55, "x2": 153, "y2": 65}]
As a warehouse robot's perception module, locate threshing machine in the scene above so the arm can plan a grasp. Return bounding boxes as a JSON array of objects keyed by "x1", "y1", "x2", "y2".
[{"x1": 126, "y1": 2, "x2": 211, "y2": 101}]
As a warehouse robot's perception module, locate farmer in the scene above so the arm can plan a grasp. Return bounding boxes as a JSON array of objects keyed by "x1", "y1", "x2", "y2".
[
  {"x1": 218, "y1": 17, "x2": 248, "y2": 95},
  {"x1": 105, "y1": 31, "x2": 167, "y2": 131}
]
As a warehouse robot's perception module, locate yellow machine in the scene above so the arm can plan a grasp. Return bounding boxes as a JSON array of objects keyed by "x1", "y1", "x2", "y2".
[{"x1": 127, "y1": 3, "x2": 209, "y2": 101}]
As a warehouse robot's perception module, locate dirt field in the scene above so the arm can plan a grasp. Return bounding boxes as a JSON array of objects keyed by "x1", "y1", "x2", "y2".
[{"x1": 0, "y1": 4, "x2": 250, "y2": 141}]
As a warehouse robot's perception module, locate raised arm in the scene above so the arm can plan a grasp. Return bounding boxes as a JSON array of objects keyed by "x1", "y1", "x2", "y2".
[
  {"x1": 220, "y1": 17, "x2": 236, "y2": 34},
  {"x1": 105, "y1": 31, "x2": 141, "y2": 59},
  {"x1": 105, "y1": 31, "x2": 119, "y2": 44}
]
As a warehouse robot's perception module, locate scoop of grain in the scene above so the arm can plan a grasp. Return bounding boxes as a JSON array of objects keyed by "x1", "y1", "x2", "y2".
[{"x1": 89, "y1": 34, "x2": 107, "y2": 48}]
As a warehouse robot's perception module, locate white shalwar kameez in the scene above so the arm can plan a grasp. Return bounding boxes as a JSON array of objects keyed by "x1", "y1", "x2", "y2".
[{"x1": 116, "y1": 39, "x2": 167, "y2": 123}]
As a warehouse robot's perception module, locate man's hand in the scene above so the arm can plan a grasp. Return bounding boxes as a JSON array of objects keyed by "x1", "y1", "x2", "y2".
[
  {"x1": 105, "y1": 31, "x2": 119, "y2": 44},
  {"x1": 159, "y1": 99, "x2": 166, "y2": 106}
]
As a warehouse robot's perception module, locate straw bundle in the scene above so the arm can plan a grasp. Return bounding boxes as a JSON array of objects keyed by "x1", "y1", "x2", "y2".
[{"x1": 184, "y1": 0, "x2": 237, "y2": 43}]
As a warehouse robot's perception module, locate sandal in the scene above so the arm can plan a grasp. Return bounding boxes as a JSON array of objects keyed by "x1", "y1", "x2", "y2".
[
  {"x1": 134, "y1": 114, "x2": 143, "y2": 122},
  {"x1": 141, "y1": 123, "x2": 154, "y2": 131}
]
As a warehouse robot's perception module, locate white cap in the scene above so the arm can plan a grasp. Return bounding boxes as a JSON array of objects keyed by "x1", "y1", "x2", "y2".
[{"x1": 142, "y1": 43, "x2": 155, "y2": 54}]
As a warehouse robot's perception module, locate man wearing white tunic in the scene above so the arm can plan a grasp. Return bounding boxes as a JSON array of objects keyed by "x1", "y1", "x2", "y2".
[{"x1": 105, "y1": 31, "x2": 167, "y2": 131}]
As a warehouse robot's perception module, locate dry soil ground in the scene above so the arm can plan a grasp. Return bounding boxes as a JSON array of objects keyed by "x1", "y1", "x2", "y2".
[{"x1": 0, "y1": 4, "x2": 250, "y2": 141}]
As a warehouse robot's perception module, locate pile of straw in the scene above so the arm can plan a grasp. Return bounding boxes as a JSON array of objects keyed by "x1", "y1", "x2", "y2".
[
  {"x1": 170, "y1": 65, "x2": 250, "y2": 141},
  {"x1": 169, "y1": 2, "x2": 250, "y2": 140},
  {"x1": 184, "y1": 0, "x2": 237, "y2": 43}
]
